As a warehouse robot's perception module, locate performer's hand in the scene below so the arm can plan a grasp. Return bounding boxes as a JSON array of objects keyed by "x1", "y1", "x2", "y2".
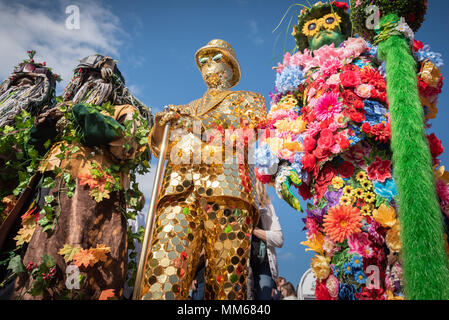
[
  {"x1": 151, "y1": 105, "x2": 183, "y2": 147},
  {"x1": 34, "y1": 105, "x2": 64, "y2": 128}
]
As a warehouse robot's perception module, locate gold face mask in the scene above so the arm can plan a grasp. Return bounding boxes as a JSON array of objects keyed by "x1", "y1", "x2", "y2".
[
  {"x1": 301, "y1": 12, "x2": 342, "y2": 37},
  {"x1": 198, "y1": 52, "x2": 234, "y2": 90}
]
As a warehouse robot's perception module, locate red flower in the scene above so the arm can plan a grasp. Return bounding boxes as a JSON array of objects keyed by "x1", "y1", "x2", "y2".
[
  {"x1": 342, "y1": 90, "x2": 364, "y2": 109},
  {"x1": 367, "y1": 156, "x2": 392, "y2": 182},
  {"x1": 338, "y1": 161, "x2": 355, "y2": 178},
  {"x1": 335, "y1": 132, "x2": 350, "y2": 150},
  {"x1": 340, "y1": 70, "x2": 361, "y2": 88},
  {"x1": 313, "y1": 146, "x2": 332, "y2": 163},
  {"x1": 317, "y1": 129, "x2": 335, "y2": 150},
  {"x1": 303, "y1": 136, "x2": 317, "y2": 153},
  {"x1": 427, "y1": 133, "x2": 444, "y2": 160},
  {"x1": 361, "y1": 122, "x2": 372, "y2": 134},
  {"x1": 315, "y1": 280, "x2": 332, "y2": 300},
  {"x1": 255, "y1": 168, "x2": 272, "y2": 184},
  {"x1": 314, "y1": 164, "x2": 337, "y2": 199},
  {"x1": 302, "y1": 153, "x2": 317, "y2": 172},
  {"x1": 413, "y1": 40, "x2": 424, "y2": 52},
  {"x1": 296, "y1": 183, "x2": 313, "y2": 200},
  {"x1": 332, "y1": 1, "x2": 349, "y2": 10},
  {"x1": 343, "y1": 107, "x2": 365, "y2": 123}
]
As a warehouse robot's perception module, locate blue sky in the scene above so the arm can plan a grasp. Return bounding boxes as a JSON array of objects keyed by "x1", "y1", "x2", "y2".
[{"x1": 1, "y1": 0, "x2": 449, "y2": 289}]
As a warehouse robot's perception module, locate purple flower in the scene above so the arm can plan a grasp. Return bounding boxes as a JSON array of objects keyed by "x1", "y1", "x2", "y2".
[{"x1": 324, "y1": 189, "x2": 343, "y2": 208}]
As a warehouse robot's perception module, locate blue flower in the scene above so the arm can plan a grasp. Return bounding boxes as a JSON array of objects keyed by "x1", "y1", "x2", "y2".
[
  {"x1": 254, "y1": 143, "x2": 279, "y2": 169},
  {"x1": 343, "y1": 262, "x2": 353, "y2": 275},
  {"x1": 354, "y1": 270, "x2": 366, "y2": 285},
  {"x1": 363, "y1": 100, "x2": 388, "y2": 126},
  {"x1": 350, "y1": 255, "x2": 363, "y2": 269},
  {"x1": 275, "y1": 65, "x2": 306, "y2": 94},
  {"x1": 338, "y1": 283, "x2": 358, "y2": 300},
  {"x1": 373, "y1": 178, "x2": 397, "y2": 202},
  {"x1": 415, "y1": 45, "x2": 444, "y2": 68},
  {"x1": 347, "y1": 124, "x2": 365, "y2": 146}
]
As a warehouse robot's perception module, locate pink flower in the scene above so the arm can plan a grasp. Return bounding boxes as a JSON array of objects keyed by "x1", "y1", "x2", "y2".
[
  {"x1": 367, "y1": 157, "x2": 392, "y2": 182},
  {"x1": 348, "y1": 232, "x2": 373, "y2": 258},
  {"x1": 321, "y1": 58, "x2": 342, "y2": 77},
  {"x1": 315, "y1": 92, "x2": 343, "y2": 121},
  {"x1": 355, "y1": 84, "x2": 374, "y2": 99},
  {"x1": 305, "y1": 121, "x2": 321, "y2": 138}
]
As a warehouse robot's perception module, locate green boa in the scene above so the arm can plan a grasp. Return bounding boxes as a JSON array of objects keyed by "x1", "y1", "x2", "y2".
[{"x1": 378, "y1": 14, "x2": 449, "y2": 300}]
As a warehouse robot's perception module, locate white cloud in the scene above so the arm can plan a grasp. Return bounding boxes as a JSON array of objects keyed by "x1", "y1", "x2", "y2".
[
  {"x1": 249, "y1": 19, "x2": 264, "y2": 46},
  {"x1": 0, "y1": 0, "x2": 126, "y2": 91}
]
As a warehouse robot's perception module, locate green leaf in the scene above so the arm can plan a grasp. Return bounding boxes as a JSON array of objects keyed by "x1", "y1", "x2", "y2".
[
  {"x1": 44, "y1": 195, "x2": 55, "y2": 204},
  {"x1": 7, "y1": 255, "x2": 25, "y2": 274},
  {"x1": 42, "y1": 177, "x2": 55, "y2": 189},
  {"x1": 42, "y1": 254, "x2": 56, "y2": 268}
]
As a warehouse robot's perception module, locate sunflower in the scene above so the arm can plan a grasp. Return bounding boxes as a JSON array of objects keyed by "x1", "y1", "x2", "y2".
[
  {"x1": 361, "y1": 179, "x2": 373, "y2": 191},
  {"x1": 363, "y1": 192, "x2": 376, "y2": 204},
  {"x1": 354, "y1": 188, "x2": 365, "y2": 199},
  {"x1": 339, "y1": 195, "x2": 354, "y2": 206},
  {"x1": 343, "y1": 185, "x2": 353, "y2": 197},
  {"x1": 321, "y1": 13, "x2": 342, "y2": 31},
  {"x1": 302, "y1": 18, "x2": 321, "y2": 37},
  {"x1": 323, "y1": 205, "x2": 363, "y2": 243},
  {"x1": 356, "y1": 171, "x2": 368, "y2": 182},
  {"x1": 360, "y1": 204, "x2": 373, "y2": 216}
]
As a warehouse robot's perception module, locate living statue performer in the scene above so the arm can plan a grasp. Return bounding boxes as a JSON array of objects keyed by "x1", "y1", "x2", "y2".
[
  {"x1": 0, "y1": 51, "x2": 58, "y2": 224},
  {"x1": 255, "y1": 1, "x2": 448, "y2": 300},
  {"x1": 136, "y1": 39, "x2": 266, "y2": 300},
  {"x1": 0, "y1": 54, "x2": 151, "y2": 300}
]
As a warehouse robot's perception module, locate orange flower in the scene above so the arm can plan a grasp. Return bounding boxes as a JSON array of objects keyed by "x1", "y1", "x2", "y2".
[{"x1": 323, "y1": 205, "x2": 363, "y2": 243}]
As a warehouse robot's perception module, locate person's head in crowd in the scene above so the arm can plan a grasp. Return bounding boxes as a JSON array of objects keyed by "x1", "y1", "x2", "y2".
[
  {"x1": 280, "y1": 282, "x2": 296, "y2": 298},
  {"x1": 275, "y1": 277, "x2": 286, "y2": 290}
]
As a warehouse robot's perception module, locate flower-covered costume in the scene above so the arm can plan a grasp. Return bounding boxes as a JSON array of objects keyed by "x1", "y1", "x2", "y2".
[{"x1": 256, "y1": 36, "x2": 446, "y2": 299}]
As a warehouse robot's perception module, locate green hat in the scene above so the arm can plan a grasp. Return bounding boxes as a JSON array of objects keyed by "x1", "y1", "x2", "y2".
[{"x1": 293, "y1": 1, "x2": 352, "y2": 52}]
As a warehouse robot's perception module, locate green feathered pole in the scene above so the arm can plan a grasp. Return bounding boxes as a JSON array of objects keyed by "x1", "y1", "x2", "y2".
[{"x1": 376, "y1": 13, "x2": 449, "y2": 300}]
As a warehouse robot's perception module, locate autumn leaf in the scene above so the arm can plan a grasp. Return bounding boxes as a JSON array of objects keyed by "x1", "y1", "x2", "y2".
[
  {"x1": 78, "y1": 172, "x2": 100, "y2": 190},
  {"x1": 89, "y1": 244, "x2": 111, "y2": 263},
  {"x1": 89, "y1": 188, "x2": 110, "y2": 203},
  {"x1": 2, "y1": 195, "x2": 17, "y2": 214},
  {"x1": 20, "y1": 205, "x2": 38, "y2": 224},
  {"x1": 99, "y1": 289, "x2": 116, "y2": 300},
  {"x1": 58, "y1": 244, "x2": 82, "y2": 263},
  {"x1": 14, "y1": 219, "x2": 36, "y2": 246},
  {"x1": 72, "y1": 249, "x2": 96, "y2": 268}
]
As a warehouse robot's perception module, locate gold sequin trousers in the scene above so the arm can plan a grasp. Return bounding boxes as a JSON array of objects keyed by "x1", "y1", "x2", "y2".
[{"x1": 139, "y1": 191, "x2": 255, "y2": 300}]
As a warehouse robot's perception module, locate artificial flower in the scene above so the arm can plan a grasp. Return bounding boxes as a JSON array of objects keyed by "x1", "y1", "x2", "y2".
[
  {"x1": 340, "y1": 69, "x2": 361, "y2": 88},
  {"x1": 315, "y1": 280, "x2": 333, "y2": 300},
  {"x1": 301, "y1": 232, "x2": 325, "y2": 254},
  {"x1": 311, "y1": 255, "x2": 331, "y2": 280},
  {"x1": 355, "y1": 84, "x2": 373, "y2": 99},
  {"x1": 360, "y1": 204, "x2": 373, "y2": 216},
  {"x1": 360, "y1": 179, "x2": 373, "y2": 191},
  {"x1": 367, "y1": 156, "x2": 392, "y2": 182},
  {"x1": 372, "y1": 203, "x2": 397, "y2": 228},
  {"x1": 321, "y1": 13, "x2": 342, "y2": 31},
  {"x1": 323, "y1": 205, "x2": 363, "y2": 243},
  {"x1": 363, "y1": 192, "x2": 375, "y2": 204},
  {"x1": 354, "y1": 270, "x2": 366, "y2": 285},
  {"x1": 315, "y1": 92, "x2": 343, "y2": 121},
  {"x1": 343, "y1": 185, "x2": 353, "y2": 197},
  {"x1": 339, "y1": 196, "x2": 354, "y2": 206},
  {"x1": 338, "y1": 283, "x2": 358, "y2": 300},
  {"x1": 354, "y1": 188, "x2": 365, "y2": 199},
  {"x1": 386, "y1": 223, "x2": 401, "y2": 252},
  {"x1": 338, "y1": 161, "x2": 355, "y2": 179},
  {"x1": 331, "y1": 176, "x2": 344, "y2": 189},
  {"x1": 326, "y1": 275, "x2": 339, "y2": 299},
  {"x1": 373, "y1": 179, "x2": 397, "y2": 202}
]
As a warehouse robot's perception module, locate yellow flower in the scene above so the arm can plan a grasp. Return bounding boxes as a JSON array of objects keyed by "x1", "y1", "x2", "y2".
[
  {"x1": 372, "y1": 203, "x2": 397, "y2": 228},
  {"x1": 266, "y1": 137, "x2": 284, "y2": 154},
  {"x1": 343, "y1": 185, "x2": 353, "y2": 197},
  {"x1": 386, "y1": 290, "x2": 404, "y2": 300},
  {"x1": 302, "y1": 19, "x2": 321, "y2": 37},
  {"x1": 311, "y1": 255, "x2": 331, "y2": 280},
  {"x1": 339, "y1": 195, "x2": 354, "y2": 206},
  {"x1": 321, "y1": 13, "x2": 342, "y2": 31},
  {"x1": 386, "y1": 222, "x2": 401, "y2": 253},
  {"x1": 360, "y1": 179, "x2": 373, "y2": 191},
  {"x1": 301, "y1": 233, "x2": 325, "y2": 255},
  {"x1": 331, "y1": 176, "x2": 344, "y2": 189},
  {"x1": 363, "y1": 192, "x2": 376, "y2": 204},
  {"x1": 361, "y1": 204, "x2": 374, "y2": 217},
  {"x1": 356, "y1": 171, "x2": 368, "y2": 182},
  {"x1": 275, "y1": 117, "x2": 307, "y2": 135},
  {"x1": 435, "y1": 166, "x2": 449, "y2": 184},
  {"x1": 354, "y1": 188, "x2": 365, "y2": 199}
]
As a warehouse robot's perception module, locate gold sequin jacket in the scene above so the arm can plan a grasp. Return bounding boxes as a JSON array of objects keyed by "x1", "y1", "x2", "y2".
[{"x1": 150, "y1": 89, "x2": 267, "y2": 211}]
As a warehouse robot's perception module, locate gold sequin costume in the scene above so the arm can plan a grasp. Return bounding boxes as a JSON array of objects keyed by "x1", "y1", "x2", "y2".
[{"x1": 138, "y1": 40, "x2": 267, "y2": 300}]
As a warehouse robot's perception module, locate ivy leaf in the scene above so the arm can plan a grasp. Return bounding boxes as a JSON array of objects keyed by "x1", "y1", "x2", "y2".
[
  {"x1": 58, "y1": 244, "x2": 82, "y2": 263},
  {"x1": 42, "y1": 254, "x2": 56, "y2": 269},
  {"x1": 7, "y1": 255, "x2": 25, "y2": 274},
  {"x1": 42, "y1": 177, "x2": 55, "y2": 189}
]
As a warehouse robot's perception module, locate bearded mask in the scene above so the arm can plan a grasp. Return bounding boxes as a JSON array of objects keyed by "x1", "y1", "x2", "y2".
[
  {"x1": 61, "y1": 54, "x2": 150, "y2": 120},
  {"x1": 0, "y1": 57, "x2": 57, "y2": 127}
]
